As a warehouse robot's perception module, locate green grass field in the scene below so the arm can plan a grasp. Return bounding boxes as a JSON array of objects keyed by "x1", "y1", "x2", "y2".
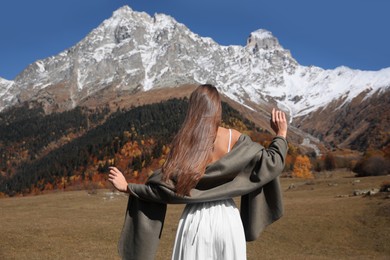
[{"x1": 1, "y1": 171, "x2": 389, "y2": 260}]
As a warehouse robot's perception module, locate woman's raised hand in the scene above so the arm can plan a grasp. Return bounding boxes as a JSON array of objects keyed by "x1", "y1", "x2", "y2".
[
  {"x1": 108, "y1": 167, "x2": 129, "y2": 193},
  {"x1": 270, "y1": 108, "x2": 288, "y2": 138}
]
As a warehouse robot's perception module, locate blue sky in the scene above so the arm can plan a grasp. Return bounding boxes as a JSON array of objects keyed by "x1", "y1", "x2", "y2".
[{"x1": 1, "y1": 0, "x2": 389, "y2": 80}]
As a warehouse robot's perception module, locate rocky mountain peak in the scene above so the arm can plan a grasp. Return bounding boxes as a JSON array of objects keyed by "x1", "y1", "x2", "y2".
[
  {"x1": 103, "y1": 6, "x2": 183, "y2": 46},
  {"x1": 0, "y1": 77, "x2": 12, "y2": 85},
  {"x1": 112, "y1": 5, "x2": 134, "y2": 17},
  {"x1": 246, "y1": 29, "x2": 281, "y2": 51},
  {"x1": 112, "y1": 5, "x2": 154, "y2": 21}
]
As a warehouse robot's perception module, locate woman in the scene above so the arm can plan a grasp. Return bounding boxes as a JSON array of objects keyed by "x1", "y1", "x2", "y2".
[{"x1": 109, "y1": 84, "x2": 288, "y2": 260}]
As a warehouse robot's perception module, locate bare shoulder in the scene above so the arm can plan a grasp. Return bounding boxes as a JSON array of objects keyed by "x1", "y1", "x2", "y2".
[{"x1": 217, "y1": 127, "x2": 241, "y2": 145}]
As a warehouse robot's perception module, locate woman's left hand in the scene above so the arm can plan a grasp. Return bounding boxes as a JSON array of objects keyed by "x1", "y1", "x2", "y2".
[
  {"x1": 108, "y1": 167, "x2": 129, "y2": 193},
  {"x1": 270, "y1": 108, "x2": 288, "y2": 138}
]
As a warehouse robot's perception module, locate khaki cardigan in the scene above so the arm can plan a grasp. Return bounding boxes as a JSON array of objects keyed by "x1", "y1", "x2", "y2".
[{"x1": 118, "y1": 134, "x2": 288, "y2": 260}]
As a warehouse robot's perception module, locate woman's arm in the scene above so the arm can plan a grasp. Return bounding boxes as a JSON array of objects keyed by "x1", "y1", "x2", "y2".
[{"x1": 108, "y1": 166, "x2": 129, "y2": 193}]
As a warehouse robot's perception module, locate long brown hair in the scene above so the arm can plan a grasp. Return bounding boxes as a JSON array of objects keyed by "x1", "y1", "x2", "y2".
[{"x1": 162, "y1": 84, "x2": 222, "y2": 196}]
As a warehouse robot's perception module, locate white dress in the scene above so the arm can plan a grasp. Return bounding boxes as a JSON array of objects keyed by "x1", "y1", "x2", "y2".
[{"x1": 172, "y1": 130, "x2": 247, "y2": 260}]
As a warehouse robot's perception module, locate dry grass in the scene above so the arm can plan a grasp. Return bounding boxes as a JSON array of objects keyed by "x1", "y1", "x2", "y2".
[{"x1": 1, "y1": 170, "x2": 389, "y2": 260}]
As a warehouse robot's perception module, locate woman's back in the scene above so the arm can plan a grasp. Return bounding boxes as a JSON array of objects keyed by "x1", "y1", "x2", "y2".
[
  {"x1": 171, "y1": 127, "x2": 247, "y2": 260},
  {"x1": 209, "y1": 127, "x2": 241, "y2": 164}
]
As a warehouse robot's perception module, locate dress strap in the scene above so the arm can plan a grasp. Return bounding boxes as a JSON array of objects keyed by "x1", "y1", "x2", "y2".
[{"x1": 228, "y1": 129, "x2": 232, "y2": 152}]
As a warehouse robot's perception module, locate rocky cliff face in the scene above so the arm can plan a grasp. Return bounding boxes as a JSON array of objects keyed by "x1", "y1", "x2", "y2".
[
  {"x1": 0, "y1": 5, "x2": 389, "y2": 151},
  {"x1": 0, "y1": 78, "x2": 16, "y2": 110}
]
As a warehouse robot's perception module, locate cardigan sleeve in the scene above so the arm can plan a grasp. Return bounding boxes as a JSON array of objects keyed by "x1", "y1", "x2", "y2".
[
  {"x1": 251, "y1": 136, "x2": 288, "y2": 184},
  {"x1": 240, "y1": 136, "x2": 288, "y2": 241},
  {"x1": 118, "y1": 195, "x2": 167, "y2": 260}
]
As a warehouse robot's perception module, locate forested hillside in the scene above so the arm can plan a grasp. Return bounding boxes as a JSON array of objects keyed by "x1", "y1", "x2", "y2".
[{"x1": 0, "y1": 98, "x2": 263, "y2": 196}]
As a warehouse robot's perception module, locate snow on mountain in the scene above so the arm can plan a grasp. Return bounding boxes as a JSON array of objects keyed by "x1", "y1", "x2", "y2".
[
  {"x1": 1, "y1": 5, "x2": 390, "y2": 121},
  {"x1": 0, "y1": 77, "x2": 16, "y2": 110},
  {"x1": 275, "y1": 65, "x2": 390, "y2": 118}
]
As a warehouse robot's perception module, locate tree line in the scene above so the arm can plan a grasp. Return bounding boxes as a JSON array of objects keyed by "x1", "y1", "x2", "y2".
[{"x1": 0, "y1": 98, "x2": 259, "y2": 196}]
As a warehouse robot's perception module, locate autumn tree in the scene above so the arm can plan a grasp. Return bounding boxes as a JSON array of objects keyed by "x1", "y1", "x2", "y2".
[{"x1": 292, "y1": 155, "x2": 313, "y2": 179}]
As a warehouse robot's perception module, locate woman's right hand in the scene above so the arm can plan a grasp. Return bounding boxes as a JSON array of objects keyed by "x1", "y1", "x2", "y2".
[
  {"x1": 270, "y1": 108, "x2": 288, "y2": 138},
  {"x1": 108, "y1": 167, "x2": 129, "y2": 193}
]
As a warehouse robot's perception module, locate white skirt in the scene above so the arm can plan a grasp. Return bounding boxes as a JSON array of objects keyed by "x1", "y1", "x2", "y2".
[{"x1": 171, "y1": 199, "x2": 246, "y2": 260}]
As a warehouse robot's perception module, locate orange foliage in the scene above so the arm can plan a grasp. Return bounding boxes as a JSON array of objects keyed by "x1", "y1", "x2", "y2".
[
  {"x1": 56, "y1": 177, "x2": 67, "y2": 190},
  {"x1": 285, "y1": 154, "x2": 293, "y2": 165},
  {"x1": 44, "y1": 182, "x2": 54, "y2": 191},
  {"x1": 31, "y1": 186, "x2": 41, "y2": 195},
  {"x1": 120, "y1": 141, "x2": 142, "y2": 157},
  {"x1": 292, "y1": 155, "x2": 313, "y2": 179},
  {"x1": 92, "y1": 173, "x2": 105, "y2": 183},
  {"x1": 162, "y1": 145, "x2": 170, "y2": 155},
  {"x1": 249, "y1": 132, "x2": 273, "y2": 144},
  {"x1": 159, "y1": 158, "x2": 166, "y2": 167}
]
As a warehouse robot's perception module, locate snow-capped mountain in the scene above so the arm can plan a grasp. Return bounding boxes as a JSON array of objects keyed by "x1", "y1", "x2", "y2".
[{"x1": 0, "y1": 5, "x2": 389, "y2": 150}]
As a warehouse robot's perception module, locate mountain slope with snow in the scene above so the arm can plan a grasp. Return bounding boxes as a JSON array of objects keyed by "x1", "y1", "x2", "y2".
[
  {"x1": 2, "y1": 5, "x2": 389, "y2": 115},
  {"x1": 0, "y1": 5, "x2": 389, "y2": 150}
]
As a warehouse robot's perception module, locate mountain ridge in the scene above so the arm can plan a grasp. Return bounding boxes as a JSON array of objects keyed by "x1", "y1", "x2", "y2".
[{"x1": 0, "y1": 5, "x2": 389, "y2": 151}]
